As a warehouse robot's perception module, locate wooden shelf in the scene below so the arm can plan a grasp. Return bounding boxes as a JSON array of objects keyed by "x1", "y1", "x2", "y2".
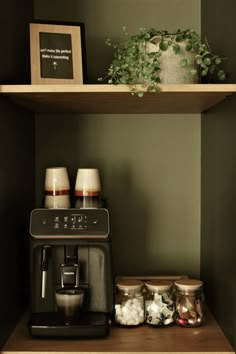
[
  {"x1": 1, "y1": 311, "x2": 234, "y2": 354},
  {"x1": 0, "y1": 84, "x2": 236, "y2": 114}
]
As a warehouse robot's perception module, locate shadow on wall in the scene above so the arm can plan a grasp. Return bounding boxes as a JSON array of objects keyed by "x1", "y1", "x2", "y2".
[{"x1": 106, "y1": 161, "x2": 151, "y2": 276}]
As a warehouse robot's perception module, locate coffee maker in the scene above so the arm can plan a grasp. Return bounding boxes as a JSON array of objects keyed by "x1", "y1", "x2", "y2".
[{"x1": 28, "y1": 208, "x2": 113, "y2": 338}]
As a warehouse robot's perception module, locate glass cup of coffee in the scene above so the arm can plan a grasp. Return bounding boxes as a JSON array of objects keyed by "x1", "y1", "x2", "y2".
[
  {"x1": 74, "y1": 168, "x2": 101, "y2": 208},
  {"x1": 55, "y1": 288, "x2": 85, "y2": 325},
  {"x1": 44, "y1": 167, "x2": 71, "y2": 209}
]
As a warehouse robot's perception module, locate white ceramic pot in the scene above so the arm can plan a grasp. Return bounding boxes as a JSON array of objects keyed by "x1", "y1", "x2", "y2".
[{"x1": 145, "y1": 36, "x2": 199, "y2": 84}]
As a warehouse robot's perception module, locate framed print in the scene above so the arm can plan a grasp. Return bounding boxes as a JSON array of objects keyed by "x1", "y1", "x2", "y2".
[{"x1": 29, "y1": 22, "x2": 85, "y2": 84}]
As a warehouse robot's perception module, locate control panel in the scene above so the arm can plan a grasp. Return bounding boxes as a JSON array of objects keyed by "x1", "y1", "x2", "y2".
[{"x1": 30, "y1": 208, "x2": 110, "y2": 239}]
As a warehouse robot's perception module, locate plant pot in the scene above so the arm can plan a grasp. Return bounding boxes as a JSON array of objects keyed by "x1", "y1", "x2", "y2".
[{"x1": 146, "y1": 36, "x2": 199, "y2": 84}]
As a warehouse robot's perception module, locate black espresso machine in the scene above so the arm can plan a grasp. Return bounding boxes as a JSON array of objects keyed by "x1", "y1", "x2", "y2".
[{"x1": 28, "y1": 208, "x2": 113, "y2": 338}]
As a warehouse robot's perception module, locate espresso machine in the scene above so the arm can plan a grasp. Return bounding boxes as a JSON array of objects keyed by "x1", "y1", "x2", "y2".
[{"x1": 28, "y1": 208, "x2": 113, "y2": 338}]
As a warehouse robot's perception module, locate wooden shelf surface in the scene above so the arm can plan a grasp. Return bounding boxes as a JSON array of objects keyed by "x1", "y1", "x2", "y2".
[
  {"x1": 0, "y1": 84, "x2": 235, "y2": 114},
  {"x1": 1, "y1": 311, "x2": 234, "y2": 354}
]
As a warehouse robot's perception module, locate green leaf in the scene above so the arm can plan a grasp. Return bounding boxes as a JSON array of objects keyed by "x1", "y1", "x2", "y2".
[
  {"x1": 180, "y1": 58, "x2": 188, "y2": 68},
  {"x1": 156, "y1": 51, "x2": 162, "y2": 58},
  {"x1": 105, "y1": 38, "x2": 112, "y2": 46},
  {"x1": 195, "y1": 55, "x2": 202, "y2": 65},
  {"x1": 190, "y1": 69, "x2": 197, "y2": 75},
  {"x1": 185, "y1": 43, "x2": 192, "y2": 51},
  {"x1": 148, "y1": 52, "x2": 156, "y2": 59},
  {"x1": 215, "y1": 57, "x2": 222, "y2": 65},
  {"x1": 203, "y1": 57, "x2": 211, "y2": 66},
  {"x1": 152, "y1": 76, "x2": 161, "y2": 83},
  {"x1": 159, "y1": 41, "x2": 168, "y2": 51},
  {"x1": 175, "y1": 34, "x2": 184, "y2": 42},
  {"x1": 209, "y1": 65, "x2": 216, "y2": 74},
  {"x1": 144, "y1": 33, "x2": 151, "y2": 40},
  {"x1": 201, "y1": 68, "x2": 209, "y2": 76},
  {"x1": 218, "y1": 70, "x2": 226, "y2": 80},
  {"x1": 147, "y1": 85, "x2": 154, "y2": 92},
  {"x1": 173, "y1": 44, "x2": 181, "y2": 54},
  {"x1": 155, "y1": 86, "x2": 161, "y2": 93},
  {"x1": 137, "y1": 91, "x2": 144, "y2": 98}
]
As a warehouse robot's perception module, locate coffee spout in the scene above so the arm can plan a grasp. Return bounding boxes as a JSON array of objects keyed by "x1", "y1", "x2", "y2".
[{"x1": 60, "y1": 263, "x2": 80, "y2": 288}]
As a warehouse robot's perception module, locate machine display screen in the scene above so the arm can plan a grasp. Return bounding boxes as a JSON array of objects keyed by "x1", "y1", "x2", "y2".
[{"x1": 30, "y1": 208, "x2": 110, "y2": 239}]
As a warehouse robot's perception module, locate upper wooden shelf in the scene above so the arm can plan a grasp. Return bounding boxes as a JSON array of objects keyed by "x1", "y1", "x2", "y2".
[
  {"x1": 0, "y1": 84, "x2": 236, "y2": 114},
  {"x1": 1, "y1": 311, "x2": 234, "y2": 354}
]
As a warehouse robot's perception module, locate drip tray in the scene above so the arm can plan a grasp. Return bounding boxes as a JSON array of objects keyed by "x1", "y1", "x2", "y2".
[{"x1": 29, "y1": 312, "x2": 110, "y2": 338}]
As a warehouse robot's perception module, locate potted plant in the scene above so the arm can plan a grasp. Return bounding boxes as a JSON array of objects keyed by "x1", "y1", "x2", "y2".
[{"x1": 99, "y1": 27, "x2": 226, "y2": 97}]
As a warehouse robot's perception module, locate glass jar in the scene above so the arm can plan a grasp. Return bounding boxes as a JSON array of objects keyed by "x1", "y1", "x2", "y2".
[
  {"x1": 114, "y1": 279, "x2": 144, "y2": 326},
  {"x1": 174, "y1": 279, "x2": 206, "y2": 327},
  {"x1": 145, "y1": 280, "x2": 175, "y2": 326}
]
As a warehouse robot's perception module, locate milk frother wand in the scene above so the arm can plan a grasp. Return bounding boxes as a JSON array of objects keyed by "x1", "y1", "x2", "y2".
[{"x1": 41, "y1": 245, "x2": 51, "y2": 298}]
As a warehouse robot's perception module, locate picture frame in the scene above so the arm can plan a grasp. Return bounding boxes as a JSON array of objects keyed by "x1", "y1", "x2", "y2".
[{"x1": 29, "y1": 21, "x2": 86, "y2": 84}]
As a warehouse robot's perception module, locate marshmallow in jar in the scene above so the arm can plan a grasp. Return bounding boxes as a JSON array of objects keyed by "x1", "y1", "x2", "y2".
[
  {"x1": 114, "y1": 280, "x2": 144, "y2": 326},
  {"x1": 145, "y1": 280, "x2": 175, "y2": 326},
  {"x1": 174, "y1": 279, "x2": 205, "y2": 327}
]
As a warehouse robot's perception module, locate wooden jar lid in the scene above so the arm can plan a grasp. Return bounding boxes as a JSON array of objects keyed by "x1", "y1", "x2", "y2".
[
  {"x1": 116, "y1": 279, "x2": 144, "y2": 292},
  {"x1": 145, "y1": 280, "x2": 172, "y2": 291},
  {"x1": 175, "y1": 279, "x2": 203, "y2": 291}
]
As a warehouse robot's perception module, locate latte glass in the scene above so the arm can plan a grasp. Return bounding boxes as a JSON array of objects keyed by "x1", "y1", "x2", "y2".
[{"x1": 55, "y1": 288, "x2": 85, "y2": 325}]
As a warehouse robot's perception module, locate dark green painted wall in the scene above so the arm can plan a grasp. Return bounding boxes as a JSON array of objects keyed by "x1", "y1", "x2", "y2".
[
  {"x1": 34, "y1": 0, "x2": 200, "y2": 83},
  {"x1": 34, "y1": 0, "x2": 201, "y2": 277}
]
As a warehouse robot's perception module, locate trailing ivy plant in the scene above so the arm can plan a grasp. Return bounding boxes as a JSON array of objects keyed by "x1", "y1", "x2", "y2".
[{"x1": 98, "y1": 27, "x2": 227, "y2": 97}]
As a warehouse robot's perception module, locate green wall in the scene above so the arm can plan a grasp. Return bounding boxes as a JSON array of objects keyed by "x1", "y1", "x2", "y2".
[
  {"x1": 35, "y1": 113, "x2": 200, "y2": 276},
  {"x1": 34, "y1": 0, "x2": 201, "y2": 277},
  {"x1": 34, "y1": 0, "x2": 201, "y2": 83}
]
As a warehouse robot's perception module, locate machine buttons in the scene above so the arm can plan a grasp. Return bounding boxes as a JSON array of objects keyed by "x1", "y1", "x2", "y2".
[{"x1": 30, "y1": 208, "x2": 109, "y2": 238}]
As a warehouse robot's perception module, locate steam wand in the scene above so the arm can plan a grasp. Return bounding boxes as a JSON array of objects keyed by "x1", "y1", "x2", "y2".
[{"x1": 41, "y1": 245, "x2": 51, "y2": 298}]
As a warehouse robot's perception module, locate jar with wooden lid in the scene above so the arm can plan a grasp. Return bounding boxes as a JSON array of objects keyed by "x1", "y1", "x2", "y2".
[
  {"x1": 174, "y1": 279, "x2": 206, "y2": 327},
  {"x1": 114, "y1": 279, "x2": 144, "y2": 326},
  {"x1": 145, "y1": 280, "x2": 175, "y2": 326}
]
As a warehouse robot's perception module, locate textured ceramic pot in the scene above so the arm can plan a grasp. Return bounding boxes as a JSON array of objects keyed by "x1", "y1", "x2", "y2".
[{"x1": 145, "y1": 36, "x2": 199, "y2": 84}]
